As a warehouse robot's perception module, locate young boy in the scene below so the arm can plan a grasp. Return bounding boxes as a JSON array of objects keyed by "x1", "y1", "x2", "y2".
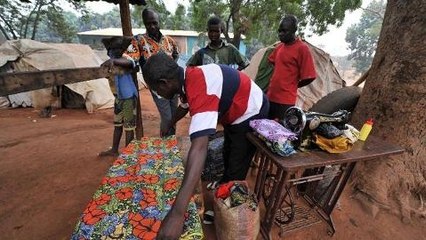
[
  {"x1": 186, "y1": 16, "x2": 249, "y2": 70},
  {"x1": 99, "y1": 36, "x2": 139, "y2": 157}
]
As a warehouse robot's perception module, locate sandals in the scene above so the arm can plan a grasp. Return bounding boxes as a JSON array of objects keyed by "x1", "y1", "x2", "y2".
[{"x1": 203, "y1": 210, "x2": 214, "y2": 225}]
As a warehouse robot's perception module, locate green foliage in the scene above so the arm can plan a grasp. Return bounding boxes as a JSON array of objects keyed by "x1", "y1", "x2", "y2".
[
  {"x1": 188, "y1": 0, "x2": 361, "y2": 51},
  {"x1": 0, "y1": 0, "x2": 86, "y2": 42},
  {"x1": 345, "y1": 0, "x2": 385, "y2": 73},
  {"x1": 79, "y1": 7, "x2": 122, "y2": 31},
  {"x1": 132, "y1": 0, "x2": 172, "y2": 29},
  {"x1": 170, "y1": 4, "x2": 190, "y2": 30}
]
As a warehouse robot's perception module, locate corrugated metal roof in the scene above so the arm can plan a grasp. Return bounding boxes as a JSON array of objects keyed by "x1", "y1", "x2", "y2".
[{"x1": 78, "y1": 28, "x2": 242, "y2": 39}]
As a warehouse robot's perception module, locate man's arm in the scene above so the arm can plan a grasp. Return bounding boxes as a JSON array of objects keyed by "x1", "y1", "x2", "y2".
[
  {"x1": 157, "y1": 135, "x2": 209, "y2": 240},
  {"x1": 230, "y1": 44, "x2": 250, "y2": 71},
  {"x1": 161, "y1": 105, "x2": 189, "y2": 137},
  {"x1": 101, "y1": 57, "x2": 135, "y2": 70},
  {"x1": 297, "y1": 43, "x2": 316, "y2": 88},
  {"x1": 186, "y1": 50, "x2": 202, "y2": 66},
  {"x1": 298, "y1": 78, "x2": 315, "y2": 88}
]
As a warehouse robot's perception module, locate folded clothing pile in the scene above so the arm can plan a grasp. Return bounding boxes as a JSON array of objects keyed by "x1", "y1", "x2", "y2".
[
  {"x1": 313, "y1": 124, "x2": 360, "y2": 153},
  {"x1": 250, "y1": 119, "x2": 298, "y2": 156}
]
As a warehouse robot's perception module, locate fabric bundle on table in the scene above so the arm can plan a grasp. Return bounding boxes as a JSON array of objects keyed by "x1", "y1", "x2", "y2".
[
  {"x1": 313, "y1": 124, "x2": 360, "y2": 153},
  {"x1": 71, "y1": 136, "x2": 203, "y2": 240},
  {"x1": 250, "y1": 119, "x2": 298, "y2": 157}
]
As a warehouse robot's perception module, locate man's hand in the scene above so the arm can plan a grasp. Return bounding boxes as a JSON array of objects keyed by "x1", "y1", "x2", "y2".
[
  {"x1": 101, "y1": 59, "x2": 115, "y2": 72},
  {"x1": 156, "y1": 136, "x2": 208, "y2": 239},
  {"x1": 157, "y1": 210, "x2": 185, "y2": 240}
]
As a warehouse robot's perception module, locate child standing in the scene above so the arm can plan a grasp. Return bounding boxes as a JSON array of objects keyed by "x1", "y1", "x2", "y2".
[{"x1": 99, "y1": 36, "x2": 139, "y2": 157}]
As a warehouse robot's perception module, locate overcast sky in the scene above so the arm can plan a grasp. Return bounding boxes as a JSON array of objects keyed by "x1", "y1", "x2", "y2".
[{"x1": 85, "y1": 0, "x2": 375, "y2": 56}]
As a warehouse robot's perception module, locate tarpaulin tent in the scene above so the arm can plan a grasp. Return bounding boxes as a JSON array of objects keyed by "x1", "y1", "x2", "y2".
[{"x1": 0, "y1": 39, "x2": 114, "y2": 112}]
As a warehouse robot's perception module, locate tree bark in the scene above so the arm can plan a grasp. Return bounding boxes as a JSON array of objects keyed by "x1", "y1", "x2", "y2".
[
  {"x1": 31, "y1": 0, "x2": 45, "y2": 40},
  {"x1": 230, "y1": 0, "x2": 243, "y2": 49},
  {"x1": 351, "y1": 0, "x2": 426, "y2": 221}
]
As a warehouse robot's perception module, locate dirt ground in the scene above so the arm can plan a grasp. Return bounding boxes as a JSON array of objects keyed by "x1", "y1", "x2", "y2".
[{"x1": 0, "y1": 88, "x2": 424, "y2": 240}]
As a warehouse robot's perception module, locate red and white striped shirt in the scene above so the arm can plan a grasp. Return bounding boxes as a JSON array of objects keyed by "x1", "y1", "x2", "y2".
[{"x1": 184, "y1": 64, "x2": 264, "y2": 139}]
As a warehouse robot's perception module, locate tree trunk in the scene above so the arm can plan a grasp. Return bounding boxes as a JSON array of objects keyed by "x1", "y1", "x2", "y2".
[
  {"x1": 31, "y1": 1, "x2": 44, "y2": 40},
  {"x1": 351, "y1": 0, "x2": 426, "y2": 221},
  {"x1": 230, "y1": 0, "x2": 243, "y2": 49}
]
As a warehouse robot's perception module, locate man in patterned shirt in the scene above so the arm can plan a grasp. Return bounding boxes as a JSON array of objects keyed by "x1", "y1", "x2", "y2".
[
  {"x1": 126, "y1": 8, "x2": 180, "y2": 137},
  {"x1": 142, "y1": 53, "x2": 269, "y2": 239}
]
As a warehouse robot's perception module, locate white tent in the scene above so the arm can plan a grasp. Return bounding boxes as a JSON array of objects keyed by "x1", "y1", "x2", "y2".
[{"x1": 0, "y1": 39, "x2": 114, "y2": 112}]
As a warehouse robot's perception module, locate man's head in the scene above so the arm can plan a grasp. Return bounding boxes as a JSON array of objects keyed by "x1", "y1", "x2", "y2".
[
  {"x1": 101, "y1": 36, "x2": 132, "y2": 58},
  {"x1": 207, "y1": 16, "x2": 224, "y2": 44},
  {"x1": 142, "y1": 53, "x2": 180, "y2": 99},
  {"x1": 278, "y1": 15, "x2": 298, "y2": 44},
  {"x1": 142, "y1": 8, "x2": 160, "y2": 38}
]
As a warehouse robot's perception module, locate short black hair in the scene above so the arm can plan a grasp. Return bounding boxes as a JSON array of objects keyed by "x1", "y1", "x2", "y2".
[
  {"x1": 101, "y1": 36, "x2": 132, "y2": 51},
  {"x1": 207, "y1": 16, "x2": 222, "y2": 26},
  {"x1": 207, "y1": 16, "x2": 224, "y2": 31},
  {"x1": 142, "y1": 53, "x2": 180, "y2": 88},
  {"x1": 281, "y1": 15, "x2": 298, "y2": 32},
  {"x1": 142, "y1": 7, "x2": 159, "y2": 21}
]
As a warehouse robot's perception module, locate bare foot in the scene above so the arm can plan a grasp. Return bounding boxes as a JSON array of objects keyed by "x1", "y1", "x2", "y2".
[{"x1": 98, "y1": 148, "x2": 119, "y2": 157}]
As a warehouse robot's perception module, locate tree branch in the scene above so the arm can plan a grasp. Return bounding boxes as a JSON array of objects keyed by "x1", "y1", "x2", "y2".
[
  {"x1": 23, "y1": 1, "x2": 40, "y2": 39},
  {"x1": 361, "y1": 7, "x2": 384, "y2": 20},
  {"x1": 224, "y1": 11, "x2": 232, "y2": 42},
  {"x1": 0, "y1": 24, "x2": 11, "y2": 40},
  {"x1": 0, "y1": 14, "x2": 18, "y2": 39},
  {"x1": 31, "y1": 0, "x2": 46, "y2": 40}
]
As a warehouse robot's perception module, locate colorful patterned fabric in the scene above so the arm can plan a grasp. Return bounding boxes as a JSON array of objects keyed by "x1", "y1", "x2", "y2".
[
  {"x1": 71, "y1": 137, "x2": 203, "y2": 240},
  {"x1": 185, "y1": 64, "x2": 265, "y2": 138},
  {"x1": 250, "y1": 119, "x2": 297, "y2": 157},
  {"x1": 249, "y1": 119, "x2": 297, "y2": 142},
  {"x1": 126, "y1": 33, "x2": 178, "y2": 66},
  {"x1": 113, "y1": 97, "x2": 137, "y2": 131}
]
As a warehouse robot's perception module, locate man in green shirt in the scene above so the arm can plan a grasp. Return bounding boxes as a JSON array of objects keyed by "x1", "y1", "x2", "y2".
[{"x1": 186, "y1": 16, "x2": 249, "y2": 71}]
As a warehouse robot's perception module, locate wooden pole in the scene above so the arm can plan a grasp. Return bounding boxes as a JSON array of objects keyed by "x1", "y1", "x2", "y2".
[
  {"x1": 0, "y1": 67, "x2": 109, "y2": 96},
  {"x1": 119, "y1": 0, "x2": 132, "y2": 36},
  {"x1": 119, "y1": 0, "x2": 144, "y2": 138}
]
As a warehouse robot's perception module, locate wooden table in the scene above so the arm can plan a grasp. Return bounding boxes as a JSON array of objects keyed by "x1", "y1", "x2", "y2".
[{"x1": 247, "y1": 133, "x2": 404, "y2": 240}]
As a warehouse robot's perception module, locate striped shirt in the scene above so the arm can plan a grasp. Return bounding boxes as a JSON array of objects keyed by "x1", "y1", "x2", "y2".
[{"x1": 184, "y1": 64, "x2": 264, "y2": 139}]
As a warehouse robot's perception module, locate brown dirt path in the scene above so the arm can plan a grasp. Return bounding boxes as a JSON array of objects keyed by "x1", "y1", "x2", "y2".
[{"x1": 0, "y1": 88, "x2": 424, "y2": 240}]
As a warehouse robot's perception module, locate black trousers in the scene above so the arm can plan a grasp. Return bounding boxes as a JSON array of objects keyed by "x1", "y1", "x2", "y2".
[
  {"x1": 268, "y1": 101, "x2": 294, "y2": 121},
  {"x1": 220, "y1": 96, "x2": 269, "y2": 183}
]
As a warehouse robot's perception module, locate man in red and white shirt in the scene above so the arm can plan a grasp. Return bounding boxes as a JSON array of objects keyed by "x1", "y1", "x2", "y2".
[{"x1": 142, "y1": 53, "x2": 269, "y2": 239}]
